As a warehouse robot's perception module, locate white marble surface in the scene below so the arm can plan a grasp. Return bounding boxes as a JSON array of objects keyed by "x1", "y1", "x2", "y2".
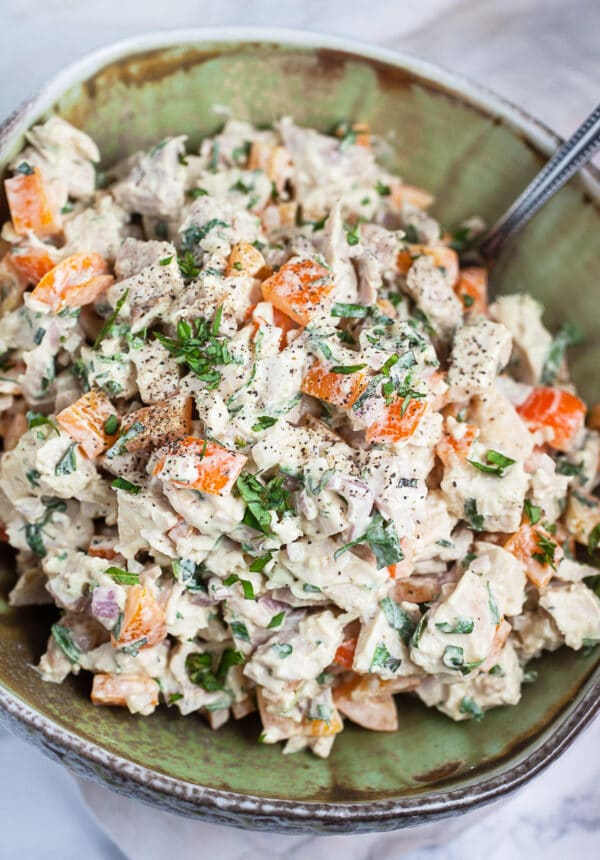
[{"x1": 1, "y1": 1, "x2": 599, "y2": 858}]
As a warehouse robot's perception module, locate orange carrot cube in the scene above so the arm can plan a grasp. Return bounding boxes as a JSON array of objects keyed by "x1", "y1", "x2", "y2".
[
  {"x1": 227, "y1": 241, "x2": 268, "y2": 278},
  {"x1": 390, "y1": 180, "x2": 434, "y2": 210},
  {"x1": 57, "y1": 389, "x2": 118, "y2": 458},
  {"x1": 31, "y1": 252, "x2": 113, "y2": 312},
  {"x1": 6, "y1": 247, "x2": 56, "y2": 286},
  {"x1": 454, "y1": 267, "x2": 488, "y2": 315},
  {"x1": 366, "y1": 398, "x2": 428, "y2": 443},
  {"x1": 334, "y1": 637, "x2": 358, "y2": 670},
  {"x1": 504, "y1": 524, "x2": 564, "y2": 588},
  {"x1": 4, "y1": 167, "x2": 62, "y2": 238},
  {"x1": 112, "y1": 585, "x2": 167, "y2": 650},
  {"x1": 91, "y1": 673, "x2": 159, "y2": 708},
  {"x1": 118, "y1": 396, "x2": 192, "y2": 454},
  {"x1": 516, "y1": 387, "x2": 586, "y2": 452},
  {"x1": 301, "y1": 363, "x2": 369, "y2": 409},
  {"x1": 153, "y1": 436, "x2": 247, "y2": 496},
  {"x1": 261, "y1": 258, "x2": 334, "y2": 325}
]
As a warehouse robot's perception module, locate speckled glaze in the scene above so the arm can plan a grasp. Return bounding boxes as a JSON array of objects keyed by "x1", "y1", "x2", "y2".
[{"x1": 0, "y1": 29, "x2": 598, "y2": 834}]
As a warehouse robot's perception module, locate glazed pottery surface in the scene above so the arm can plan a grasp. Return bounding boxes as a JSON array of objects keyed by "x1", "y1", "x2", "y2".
[{"x1": 0, "y1": 29, "x2": 598, "y2": 834}]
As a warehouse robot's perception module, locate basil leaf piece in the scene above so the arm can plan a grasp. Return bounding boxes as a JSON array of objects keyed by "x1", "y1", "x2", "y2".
[
  {"x1": 460, "y1": 696, "x2": 484, "y2": 721},
  {"x1": 94, "y1": 289, "x2": 129, "y2": 349},
  {"x1": 334, "y1": 513, "x2": 404, "y2": 569},
  {"x1": 105, "y1": 566, "x2": 140, "y2": 585},
  {"x1": 381, "y1": 597, "x2": 416, "y2": 643},
  {"x1": 230, "y1": 621, "x2": 250, "y2": 643},
  {"x1": 111, "y1": 477, "x2": 141, "y2": 494},
  {"x1": 51, "y1": 624, "x2": 81, "y2": 664},
  {"x1": 55, "y1": 443, "x2": 77, "y2": 476},
  {"x1": 464, "y1": 498, "x2": 484, "y2": 531},
  {"x1": 435, "y1": 617, "x2": 475, "y2": 635},
  {"x1": 27, "y1": 410, "x2": 60, "y2": 436},
  {"x1": 524, "y1": 499, "x2": 542, "y2": 525},
  {"x1": 271, "y1": 642, "x2": 293, "y2": 658},
  {"x1": 267, "y1": 611, "x2": 285, "y2": 629}
]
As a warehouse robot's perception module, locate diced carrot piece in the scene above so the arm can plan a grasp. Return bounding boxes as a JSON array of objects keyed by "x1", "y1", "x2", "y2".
[
  {"x1": 4, "y1": 167, "x2": 62, "y2": 238},
  {"x1": 480, "y1": 619, "x2": 512, "y2": 671},
  {"x1": 397, "y1": 244, "x2": 459, "y2": 286},
  {"x1": 57, "y1": 389, "x2": 118, "y2": 458},
  {"x1": 588, "y1": 404, "x2": 600, "y2": 431},
  {"x1": 226, "y1": 242, "x2": 268, "y2": 278},
  {"x1": 390, "y1": 180, "x2": 434, "y2": 210},
  {"x1": 88, "y1": 536, "x2": 119, "y2": 560},
  {"x1": 113, "y1": 585, "x2": 167, "y2": 650},
  {"x1": 303, "y1": 709, "x2": 344, "y2": 737},
  {"x1": 504, "y1": 524, "x2": 564, "y2": 588},
  {"x1": 436, "y1": 422, "x2": 479, "y2": 466},
  {"x1": 6, "y1": 247, "x2": 56, "y2": 286},
  {"x1": 248, "y1": 142, "x2": 292, "y2": 194},
  {"x1": 454, "y1": 267, "x2": 488, "y2": 315},
  {"x1": 91, "y1": 673, "x2": 159, "y2": 708},
  {"x1": 366, "y1": 398, "x2": 428, "y2": 443},
  {"x1": 153, "y1": 436, "x2": 247, "y2": 496},
  {"x1": 301, "y1": 363, "x2": 369, "y2": 409},
  {"x1": 516, "y1": 387, "x2": 586, "y2": 452},
  {"x1": 31, "y1": 252, "x2": 113, "y2": 312},
  {"x1": 334, "y1": 637, "x2": 358, "y2": 670},
  {"x1": 118, "y1": 396, "x2": 192, "y2": 454},
  {"x1": 261, "y1": 259, "x2": 334, "y2": 325}
]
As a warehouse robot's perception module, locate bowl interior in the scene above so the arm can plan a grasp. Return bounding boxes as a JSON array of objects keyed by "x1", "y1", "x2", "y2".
[{"x1": 0, "y1": 37, "x2": 599, "y2": 812}]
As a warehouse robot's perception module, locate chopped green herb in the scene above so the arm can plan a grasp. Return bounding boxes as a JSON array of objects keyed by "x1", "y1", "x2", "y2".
[
  {"x1": 231, "y1": 141, "x2": 251, "y2": 164},
  {"x1": 449, "y1": 226, "x2": 472, "y2": 253},
  {"x1": 302, "y1": 583, "x2": 322, "y2": 593},
  {"x1": 177, "y1": 252, "x2": 200, "y2": 279},
  {"x1": 267, "y1": 611, "x2": 285, "y2": 629},
  {"x1": 112, "y1": 612, "x2": 124, "y2": 641},
  {"x1": 271, "y1": 642, "x2": 293, "y2": 658},
  {"x1": 51, "y1": 624, "x2": 81, "y2": 663},
  {"x1": 404, "y1": 224, "x2": 419, "y2": 244},
  {"x1": 159, "y1": 256, "x2": 173, "y2": 266},
  {"x1": 464, "y1": 499, "x2": 484, "y2": 531},
  {"x1": 14, "y1": 162, "x2": 34, "y2": 176},
  {"x1": 467, "y1": 448, "x2": 516, "y2": 478},
  {"x1": 345, "y1": 223, "x2": 360, "y2": 246},
  {"x1": 105, "y1": 421, "x2": 144, "y2": 459},
  {"x1": 376, "y1": 180, "x2": 391, "y2": 196},
  {"x1": 154, "y1": 316, "x2": 232, "y2": 390},
  {"x1": 25, "y1": 468, "x2": 41, "y2": 488},
  {"x1": 251, "y1": 416, "x2": 278, "y2": 432},
  {"x1": 524, "y1": 499, "x2": 542, "y2": 525},
  {"x1": 27, "y1": 411, "x2": 59, "y2": 435},
  {"x1": 120, "y1": 637, "x2": 148, "y2": 656},
  {"x1": 111, "y1": 477, "x2": 141, "y2": 494},
  {"x1": 105, "y1": 566, "x2": 140, "y2": 585},
  {"x1": 236, "y1": 473, "x2": 294, "y2": 536},
  {"x1": 488, "y1": 664, "x2": 505, "y2": 677},
  {"x1": 588, "y1": 523, "x2": 600, "y2": 554},
  {"x1": 249, "y1": 553, "x2": 272, "y2": 573},
  {"x1": 435, "y1": 617, "x2": 475, "y2": 635},
  {"x1": 369, "y1": 642, "x2": 402, "y2": 673},
  {"x1": 462, "y1": 294, "x2": 475, "y2": 308},
  {"x1": 555, "y1": 459, "x2": 584, "y2": 478},
  {"x1": 55, "y1": 443, "x2": 77, "y2": 476},
  {"x1": 443, "y1": 645, "x2": 465, "y2": 670},
  {"x1": 103, "y1": 414, "x2": 120, "y2": 435},
  {"x1": 330, "y1": 363, "x2": 367, "y2": 375},
  {"x1": 334, "y1": 513, "x2": 404, "y2": 569},
  {"x1": 381, "y1": 597, "x2": 416, "y2": 643},
  {"x1": 230, "y1": 621, "x2": 250, "y2": 643},
  {"x1": 460, "y1": 696, "x2": 484, "y2": 721},
  {"x1": 436, "y1": 538, "x2": 453, "y2": 548},
  {"x1": 522, "y1": 667, "x2": 539, "y2": 684},
  {"x1": 331, "y1": 302, "x2": 370, "y2": 319},
  {"x1": 541, "y1": 321, "x2": 583, "y2": 386},
  {"x1": 187, "y1": 187, "x2": 208, "y2": 199},
  {"x1": 487, "y1": 582, "x2": 500, "y2": 624},
  {"x1": 94, "y1": 289, "x2": 129, "y2": 349},
  {"x1": 168, "y1": 693, "x2": 184, "y2": 705},
  {"x1": 532, "y1": 531, "x2": 558, "y2": 569},
  {"x1": 181, "y1": 219, "x2": 230, "y2": 253}
]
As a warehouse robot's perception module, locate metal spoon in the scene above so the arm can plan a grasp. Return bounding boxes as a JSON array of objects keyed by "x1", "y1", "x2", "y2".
[{"x1": 477, "y1": 102, "x2": 600, "y2": 261}]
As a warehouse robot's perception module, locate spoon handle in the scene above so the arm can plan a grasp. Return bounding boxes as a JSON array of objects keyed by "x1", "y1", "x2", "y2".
[{"x1": 478, "y1": 103, "x2": 600, "y2": 260}]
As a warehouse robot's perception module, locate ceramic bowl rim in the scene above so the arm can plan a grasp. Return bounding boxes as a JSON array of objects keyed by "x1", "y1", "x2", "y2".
[{"x1": 0, "y1": 26, "x2": 599, "y2": 828}]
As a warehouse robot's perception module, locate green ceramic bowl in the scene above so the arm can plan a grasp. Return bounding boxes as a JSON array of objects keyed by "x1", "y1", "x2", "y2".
[{"x1": 0, "y1": 28, "x2": 598, "y2": 835}]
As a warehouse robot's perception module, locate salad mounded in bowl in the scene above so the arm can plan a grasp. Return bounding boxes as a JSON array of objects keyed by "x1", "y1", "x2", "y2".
[{"x1": 0, "y1": 114, "x2": 599, "y2": 759}]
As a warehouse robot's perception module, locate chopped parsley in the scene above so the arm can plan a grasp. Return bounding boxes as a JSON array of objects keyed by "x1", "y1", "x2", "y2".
[
  {"x1": 14, "y1": 162, "x2": 35, "y2": 176},
  {"x1": 181, "y1": 219, "x2": 230, "y2": 254},
  {"x1": 334, "y1": 513, "x2": 404, "y2": 569},
  {"x1": 345, "y1": 223, "x2": 360, "y2": 246},
  {"x1": 94, "y1": 289, "x2": 129, "y2": 349},
  {"x1": 541, "y1": 321, "x2": 583, "y2": 386},
  {"x1": 435, "y1": 617, "x2": 474, "y2": 635},
  {"x1": 105, "y1": 421, "x2": 144, "y2": 459},
  {"x1": 27, "y1": 411, "x2": 59, "y2": 436},
  {"x1": 271, "y1": 642, "x2": 293, "y2": 658},
  {"x1": 186, "y1": 187, "x2": 208, "y2": 199},
  {"x1": 223, "y1": 574, "x2": 256, "y2": 600},
  {"x1": 103, "y1": 414, "x2": 120, "y2": 436},
  {"x1": 464, "y1": 498, "x2": 484, "y2": 531},
  {"x1": 556, "y1": 458, "x2": 584, "y2": 478},
  {"x1": 369, "y1": 642, "x2": 402, "y2": 673},
  {"x1": 159, "y1": 256, "x2": 173, "y2": 266},
  {"x1": 267, "y1": 611, "x2": 286, "y2": 629},
  {"x1": 251, "y1": 416, "x2": 278, "y2": 432},
  {"x1": 185, "y1": 648, "x2": 244, "y2": 691},
  {"x1": 105, "y1": 566, "x2": 140, "y2": 585},
  {"x1": 588, "y1": 523, "x2": 600, "y2": 554},
  {"x1": 381, "y1": 597, "x2": 416, "y2": 643},
  {"x1": 24, "y1": 497, "x2": 67, "y2": 558},
  {"x1": 236, "y1": 473, "x2": 294, "y2": 536},
  {"x1": 532, "y1": 531, "x2": 558, "y2": 569},
  {"x1": 51, "y1": 624, "x2": 81, "y2": 663},
  {"x1": 248, "y1": 553, "x2": 272, "y2": 572},
  {"x1": 54, "y1": 443, "x2": 77, "y2": 476},
  {"x1": 460, "y1": 696, "x2": 484, "y2": 721},
  {"x1": 230, "y1": 621, "x2": 250, "y2": 643},
  {"x1": 154, "y1": 315, "x2": 232, "y2": 390},
  {"x1": 467, "y1": 448, "x2": 516, "y2": 477},
  {"x1": 330, "y1": 363, "x2": 367, "y2": 375},
  {"x1": 331, "y1": 303, "x2": 370, "y2": 319},
  {"x1": 111, "y1": 477, "x2": 141, "y2": 494},
  {"x1": 172, "y1": 558, "x2": 208, "y2": 593},
  {"x1": 524, "y1": 499, "x2": 542, "y2": 525},
  {"x1": 376, "y1": 180, "x2": 391, "y2": 196}
]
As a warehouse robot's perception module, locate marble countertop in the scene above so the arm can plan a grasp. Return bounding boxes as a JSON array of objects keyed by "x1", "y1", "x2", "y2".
[{"x1": 1, "y1": 0, "x2": 599, "y2": 857}]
